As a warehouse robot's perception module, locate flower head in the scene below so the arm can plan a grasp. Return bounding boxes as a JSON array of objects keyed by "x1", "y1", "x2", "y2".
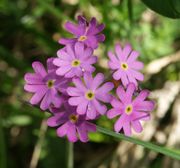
[
  {"x1": 107, "y1": 83, "x2": 155, "y2": 136},
  {"x1": 54, "y1": 42, "x2": 97, "y2": 78},
  {"x1": 59, "y1": 16, "x2": 105, "y2": 49},
  {"x1": 47, "y1": 103, "x2": 96, "y2": 142},
  {"x1": 67, "y1": 73, "x2": 114, "y2": 119},
  {"x1": 108, "y1": 43, "x2": 144, "y2": 87},
  {"x1": 24, "y1": 58, "x2": 69, "y2": 110}
]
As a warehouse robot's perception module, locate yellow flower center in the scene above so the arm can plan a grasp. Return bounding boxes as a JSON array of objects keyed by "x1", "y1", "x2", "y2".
[
  {"x1": 69, "y1": 114, "x2": 78, "y2": 123},
  {"x1": 121, "y1": 62, "x2": 128, "y2": 70},
  {"x1": 85, "y1": 90, "x2": 95, "y2": 100},
  {"x1": 78, "y1": 35, "x2": 87, "y2": 41},
  {"x1": 71, "y1": 59, "x2": 81, "y2": 67},
  {"x1": 125, "y1": 105, "x2": 133, "y2": 115},
  {"x1": 47, "y1": 80, "x2": 55, "y2": 88}
]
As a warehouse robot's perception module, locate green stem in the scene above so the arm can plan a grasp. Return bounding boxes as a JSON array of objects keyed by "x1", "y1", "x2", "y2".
[
  {"x1": 67, "y1": 141, "x2": 74, "y2": 168},
  {"x1": 127, "y1": 0, "x2": 133, "y2": 25},
  {"x1": 97, "y1": 126, "x2": 180, "y2": 160},
  {"x1": 0, "y1": 114, "x2": 6, "y2": 168}
]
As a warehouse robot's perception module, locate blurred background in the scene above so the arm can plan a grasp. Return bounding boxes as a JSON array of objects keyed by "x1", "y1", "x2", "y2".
[{"x1": 0, "y1": 0, "x2": 180, "y2": 168}]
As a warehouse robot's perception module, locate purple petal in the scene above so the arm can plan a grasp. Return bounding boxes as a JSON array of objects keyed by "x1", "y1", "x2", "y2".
[
  {"x1": 111, "y1": 98, "x2": 123, "y2": 108},
  {"x1": 123, "y1": 121, "x2": 131, "y2": 136},
  {"x1": 116, "y1": 86, "x2": 129, "y2": 104},
  {"x1": 75, "y1": 42, "x2": 84, "y2": 57},
  {"x1": 129, "y1": 69, "x2": 144, "y2": 81},
  {"x1": 53, "y1": 58, "x2": 70, "y2": 67},
  {"x1": 131, "y1": 120, "x2": 143, "y2": 133},
  {"x1": 40, "y1": 90, "x2": 52, "y2": 110},
  {"x1": 24, "y1": 84, "x2": 46, "y2": 93},
  {"x1": 84, "y1": 47, "x2": 93, "y2": 57},
  {"x1": 81, "y1": 64, "x2": 95, "y2": 73},
  {"x1": 57, "y1": 122, "x2": 68, "y2": 137},
  {"x1": 108, "y1": 61, "x2": 119, "y2": 70},
  {"x1": 127, "y1": 50, "x2": 140, "y2": 62},
  {"x1": 96, "y1": 34, "x2": 105, "y2": 42},
  {"x1": 77, "y1": 15, "x2": 87, "y2": 25},
  {"x1": 85, "y1": 122, "x2": 96, "y2": 132},
  {"x1": 125, "y1": 83, "x2": 136, "y2": 103},
  {"x1": 114, "y1": 114, "x2": 128, "y2": 132},
  {"x1": 121, "y1": 44, "x2": 132, "y2": 61},
  {"x1": 129, "y1": 61, "x2": 144, "y2": 70},
  {"x1": 107, "y1": 108, "x2": 122, "y2": 119},
  {"x1": 68, "y1": 96, "x2": 84, "y2": 106},
  {"x1": 87, "y1": 102, "x2": 96, "y2": 119},
  {"x1": 64, "y1": 21, "x2": 84, "y2": 36},
  {"x1": 56, "y1": 65, "x2": 71, "y2": 76},
  {"x1": 66, "y1": 44, "x2": 75, "y2": 59},
  {"x1": 30, "y1": 88, "x2": 47, "y2": 105},
  {"x1": 32, "y1": 62, "x2": 47, "y2": 77},
  {"x1": 133, "y1": 90, "x2": 150, "y2": 104},
  {"x1": 77, "y1": 124, "x2": 89, "y2": 142},
  {"x1": 96, "y1": 82, "x2": 114, "y2": 102},
  {"x1": 77, "y1": 100, "x2": 88, "y2": 115},
  {"x1": 83, "y1": 56, "x2": 97, "y2": 64},
  {"x1": 93, "y1": 99, "x2": 107, "y2": 115},
  {"x1": 126, "y1": 72, "x2": 138, "y2": 87},
  {"x1": 85, "y1": 36, "x2": 98, "y2": 49},
  {"x1": 108, "y1": 51, "x2": 119, "y2": 63},
  {"x1": 72, "y1": 78, "x2": 87, "y2": 91},
  {"x1": 58, "y1": 38, "x2": 77, "y2": 45},
  {"x1": 83, "y1": 73, "x2": 93, "y2": 89},
  {"x1": 67, "y1": 87, "x2": 83, "y2": 96},
  {"x1": 47, "y1": 113, "x2": 66, "y2": 127},
  {"x1": 115, "y1": 44, "x2": 123, "y2": 61},
  {"x1": 67, "y1": 123, "x2": 78, "y2": 142},
  {"x1": 47, "y1": 58, "x2": 56, "y2": 73},
  {"x1": 24, "y1": 73, "x2": 43, "y2": 84},
  {"x1": 92, "y1": 73, "x2": 104, "y2": 90},
  {"x1": 134, "y1": 101, "x2": 155, "y2": 112}
]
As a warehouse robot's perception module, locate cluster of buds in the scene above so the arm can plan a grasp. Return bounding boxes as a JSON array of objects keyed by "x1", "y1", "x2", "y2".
[{"x1": 24, "y1": 16, "x2": 155, "y2": 142}]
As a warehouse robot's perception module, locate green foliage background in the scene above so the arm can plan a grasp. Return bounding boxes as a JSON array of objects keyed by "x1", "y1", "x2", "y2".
[{"x1": 0, "y1": 0, "x2": 179, "y2": 168}]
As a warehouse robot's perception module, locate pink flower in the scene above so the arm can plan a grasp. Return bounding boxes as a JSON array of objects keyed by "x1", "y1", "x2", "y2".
[
  {"x1": 59, "y1": 16, "x2": 105, "y2": 49},
  {"x1": 107, "y1": 83, "x2": 155, "y2": 136},
  {"x1": 53, "y1": 42, "x2": 97, "y2": 78},
  {"x1": 108, "y1": 43, "x2": 144, "y2": 87},
  {"x1": 24, "y1": 58, "x2": 69, "y2": 110},
  {"x1": 47, "y1": 103, "x2": 96, "y2": 142},
  {"x1": 67, "y1": 73, "x2": 114, "y2": 119}
]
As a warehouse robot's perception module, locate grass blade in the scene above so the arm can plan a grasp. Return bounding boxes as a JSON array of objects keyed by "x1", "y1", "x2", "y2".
[{"x1": 97, "y1": 126, "x2": 180, "y2": 160}]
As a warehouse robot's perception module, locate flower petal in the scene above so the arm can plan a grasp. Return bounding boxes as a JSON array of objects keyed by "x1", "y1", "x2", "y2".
[
  {"x1": 92, "y1": 73, "x2": 104, "y2": 90},
  {"x1": 114, "y1": 114, "x2": 128, "y2": 132},
  {"x1": 107, "y1": 108, "x2": 123, "y2": 119},
  {"x1": 32, "y1": 61, "x2": 47, "y2": 77},
  {"x1": 131, "y1": 120, "x2": 143, "y2": 133},
  {"x1": 67, "y1": 123, "x2": 78, "y2": 142}
]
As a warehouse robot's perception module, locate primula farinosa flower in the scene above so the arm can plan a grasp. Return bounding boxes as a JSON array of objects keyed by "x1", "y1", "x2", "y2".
[
  {"x1": 108, "y1": 43, "x2": 144, "y2": 87},
  {"x1": 107, "y1": 83, "x2": 155, "y2": 136},
  {"x1": 59, "y1": 16, "x2": 105, "y2": 49},
  {"x1": 53, "y1": 42, "x2": 97, "y2": 78},
  {"x1": 24, "y1": 58, "x2": 69, "y2": 110},
  {"x1": 47, "y1": 103, "x2": 96, "y2": 142},
  {"x1": 67, "y1": 73, "x2": 114, "y2": 119}
]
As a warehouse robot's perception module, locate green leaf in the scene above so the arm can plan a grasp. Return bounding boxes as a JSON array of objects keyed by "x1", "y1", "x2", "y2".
[
  {"x1": 141, "y1": 0, "x2": 180, "y2": 18},
  {"x1": 0, "y1": 115, "x2": 6, "y2": 168},
  {"x1": 97, "y1": 126, "x2": 180, "y2": 160}
]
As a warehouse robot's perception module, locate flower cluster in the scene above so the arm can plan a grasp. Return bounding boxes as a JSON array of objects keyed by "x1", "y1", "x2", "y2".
[{"x1": 24, "y1": 16, "x2": 155, "y2": 142}]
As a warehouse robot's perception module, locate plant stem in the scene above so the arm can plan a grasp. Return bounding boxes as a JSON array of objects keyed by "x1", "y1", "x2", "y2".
[
  {"x1": 127, "y1": 0, "x2": 133, "y2": 25},
  {"x1": 67, "y1": 141, "x2": 74, "y2": 168},
  {"x1": 97, "y1": 126, "x2": 180, "y2": 160},
  {"x1": 0, "y1": 114, "x2": 6, "y2": 168},
  {"x1": 29, "y1": 119, "x2": 48, "y2": 168}
]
